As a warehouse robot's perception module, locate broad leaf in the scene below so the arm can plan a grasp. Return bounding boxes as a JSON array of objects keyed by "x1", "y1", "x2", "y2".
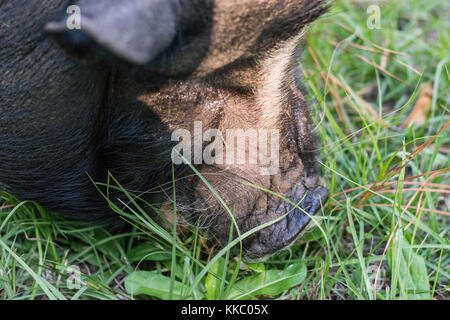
[
  {"x1": 127, "y1": 242, "x2": 172, "y2": 262},
  {"x1": 125, "y1": 271, "x2": 191, "y2": 299},
  {"x1": 205, "y1": 258, "x2": 227, "y2": 300},
  {"x1": 398, "y1": 239, "x2": 431, "y2": 299},
  {"x1": 228, "y1": 262, "x2": 307, "y2": 299},
  {"x1": 246, "y1": 262, "x2": 265, "y2": 273}
]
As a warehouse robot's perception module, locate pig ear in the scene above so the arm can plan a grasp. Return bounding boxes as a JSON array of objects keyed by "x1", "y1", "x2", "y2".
[{"x1": 45, "y1": 0, "x2": 179, "y2": 65}]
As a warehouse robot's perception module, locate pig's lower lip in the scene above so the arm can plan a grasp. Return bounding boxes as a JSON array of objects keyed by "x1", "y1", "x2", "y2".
[{"x1": 243, "y1": 185, "x2": 329, "y2": 261}]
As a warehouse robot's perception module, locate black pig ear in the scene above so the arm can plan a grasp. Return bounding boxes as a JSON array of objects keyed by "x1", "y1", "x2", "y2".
[{"x1": 45, "y1": 0, "x2": 179, "y2": 65}]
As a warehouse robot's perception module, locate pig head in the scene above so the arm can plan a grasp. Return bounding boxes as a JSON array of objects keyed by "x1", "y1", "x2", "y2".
[{"x1": 0, "y1": 0, "x2": 329, "y2": 260}]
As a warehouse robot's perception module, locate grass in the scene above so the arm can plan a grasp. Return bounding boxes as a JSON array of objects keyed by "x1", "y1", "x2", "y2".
[{"x1": 1, "y1": 0, "x2": 449, "y2": 300}]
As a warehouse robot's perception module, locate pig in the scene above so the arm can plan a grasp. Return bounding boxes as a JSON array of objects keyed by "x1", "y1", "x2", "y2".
[{"x1": 0, "y1": 0, "x2": 329, "y2": 260}]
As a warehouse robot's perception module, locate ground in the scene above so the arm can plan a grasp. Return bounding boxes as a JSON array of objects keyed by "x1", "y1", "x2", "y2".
[{"x1": 0, "y1": 0, "x2": 448, "y2": 300}]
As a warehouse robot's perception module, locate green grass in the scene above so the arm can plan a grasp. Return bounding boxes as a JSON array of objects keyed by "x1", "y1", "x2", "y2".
[{"x1": 1, "y1": 0, "x2": 448, "y2": 300}]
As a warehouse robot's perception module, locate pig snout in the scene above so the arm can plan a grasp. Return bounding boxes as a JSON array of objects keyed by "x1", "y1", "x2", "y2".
[{"x1": 243, "y1": 185, "x2": 329, "y2": 261}]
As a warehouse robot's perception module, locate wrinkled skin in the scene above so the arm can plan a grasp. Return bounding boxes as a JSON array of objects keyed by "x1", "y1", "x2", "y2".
[{"x1": 0, "y1": 0, "x2": 329, "y2": 260}]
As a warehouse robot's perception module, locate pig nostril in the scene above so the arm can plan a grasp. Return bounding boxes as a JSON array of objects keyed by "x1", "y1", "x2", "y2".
[
  {"x1": 318, "y1": 186, "x2": 330, "y2": 201},
  {"x1": 297, "y1": 186, "x2": 329, "y2": 214},
  {"x1": 243, "y1": 185, "x2": 329, "y2": 261},
  {"x1": 312, "y1": 186, "x2": 329, "y2": 207},
  {"x1": 278, "y1": 186, "x2": 329, "y2": 245}
]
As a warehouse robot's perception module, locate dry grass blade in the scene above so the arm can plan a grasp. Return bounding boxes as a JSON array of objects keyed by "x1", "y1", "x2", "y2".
[
  {"x1": 358, "y1": 121, "x2": 450, "y2": 204},
  {"x1": 335, "y1": 40, "x2": 422, "y2": 76},
  {"x1": 328, "y1": 40, "x2": 407, "y2": 84},
  {"x1": 336, "y1": 22, "x2": 410, "y2": 57},
  {"x1": 401, "y1": 82, "x2": 435, "y2": 129},
  {"x1": 373, "y1": 188, "x2": 450, "y2": 195},
  {"x1": 334, "y1": 179, "x2": 450, "y2": 197},
  {"x1": 350, "y1": 204, "x2": 450, "y2": 217}
]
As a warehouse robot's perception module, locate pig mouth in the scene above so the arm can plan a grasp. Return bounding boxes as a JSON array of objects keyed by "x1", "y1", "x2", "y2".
[
  {"x1": 172, "y1": 172, "x2": 329, "y2": 261},
  {"x1": 241, "y1": 184, "x2": 329, "y2": 261}
]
